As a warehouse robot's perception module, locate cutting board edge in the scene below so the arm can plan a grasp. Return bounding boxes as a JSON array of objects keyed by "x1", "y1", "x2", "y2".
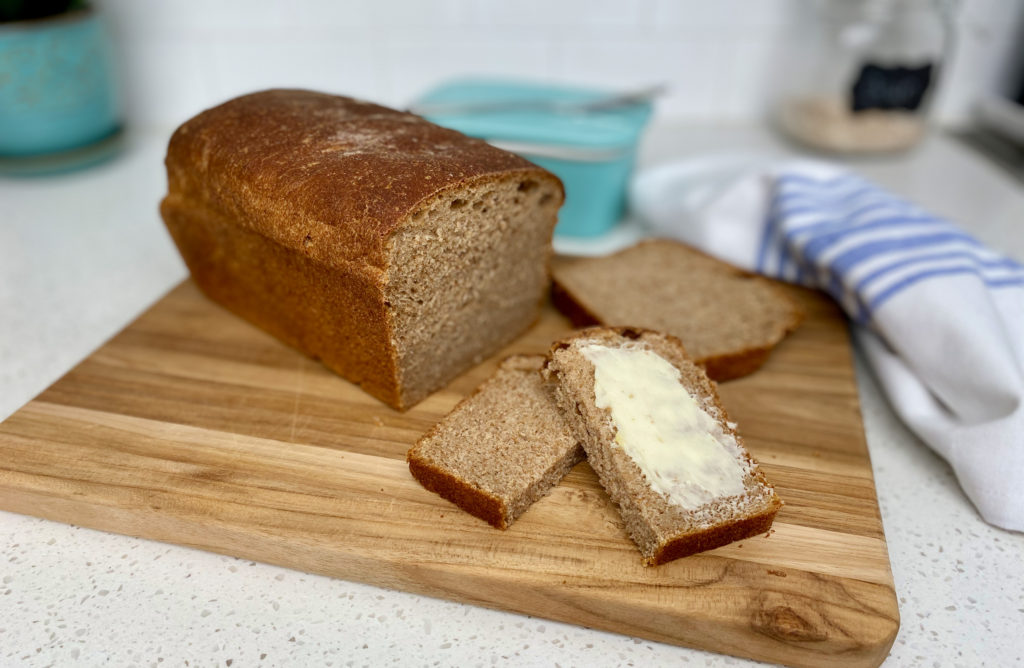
[{"x1": 0, "y1": 474, "x2": 900, "y2": 668}]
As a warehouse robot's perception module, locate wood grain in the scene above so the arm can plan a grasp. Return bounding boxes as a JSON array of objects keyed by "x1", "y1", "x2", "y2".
[{"x1": 0, "y1": 279, "x2": 899, "y2": 668}]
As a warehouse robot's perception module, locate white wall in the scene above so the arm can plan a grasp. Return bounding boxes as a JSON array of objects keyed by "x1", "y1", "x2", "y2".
[{"x1": 95, "y1": 0, "x2": 1024, "y2": 129}]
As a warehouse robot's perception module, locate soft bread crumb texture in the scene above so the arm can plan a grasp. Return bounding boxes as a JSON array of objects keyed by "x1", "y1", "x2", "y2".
[
  {"x1": 387, "y1": 178, "x2": 561, "y2": 408},
  {"x1": 408, "y1": 355, "x2": 583, "y2": 529},
  {"x1": 551, "y1": 239, "x2": 802, "y2": 381},
  {"x1": 160, "y1": 89, "x2": 564, "y2": 410},
  {"x1": 542, "y1": 327, "x2": 782, "y2": 565}
]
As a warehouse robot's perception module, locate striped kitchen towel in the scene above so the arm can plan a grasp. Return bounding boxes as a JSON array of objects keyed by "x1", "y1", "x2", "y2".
[{"x1": 631, "y1": 160, "x2": 1024, "y2": 532}]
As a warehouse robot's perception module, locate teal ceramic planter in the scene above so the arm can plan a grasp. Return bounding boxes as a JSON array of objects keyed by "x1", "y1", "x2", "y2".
[
  {"x1": 0, "y1": 9, "x2": 120, "y2": 156},
  {"x1": 415, "y1": 80, "x2": 653, "y2": 238}
]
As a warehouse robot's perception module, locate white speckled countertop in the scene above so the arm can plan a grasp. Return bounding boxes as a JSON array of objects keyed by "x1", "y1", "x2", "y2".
[{"x1": 2, "y1": 122, "x2": 1023, "y2": 667}]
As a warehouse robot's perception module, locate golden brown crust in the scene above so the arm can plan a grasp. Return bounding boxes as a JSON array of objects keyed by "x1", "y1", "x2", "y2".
[
  {"x1": 649, "y1": 499, "x2": 782, "y2": 565},
  {"x1": 161, "y1": 198, "x2": 404, "y2": 407},
  {"x1": 407, "y1": 453, "x2": 508, "y2": 529},
  {"x1": 698, "y1": 291, "x2": 803, "y2": 381},
  {"x1": 699, "y1": 346, "x2": 774, "y2": 383},
  {"x1": 163, "y1": 89, "x2": 553, "y2": 273},
  {"x1": 663, "y1": 241, "x2": 806, "y2": 381},
  {"x1": 550, "y1": 280, "x2": 602, "y2": 329},
  {"x1": 406, "y1": 354, "x2": 551, "y2": 529}
]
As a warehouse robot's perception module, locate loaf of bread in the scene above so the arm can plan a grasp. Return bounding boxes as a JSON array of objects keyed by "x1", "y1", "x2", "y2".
[
  {"x1": 408, "y1": 355, "x2": 583, "y2": 529},
  {"x1": 542, "y1": 327, "x2": 781, "y2": 565},
  {"x1": 551, "y1": 240, "x2": 802, "y2": 381},
  {"x1": 160, "y1": 90, "x2": 564, "y2": 410}
]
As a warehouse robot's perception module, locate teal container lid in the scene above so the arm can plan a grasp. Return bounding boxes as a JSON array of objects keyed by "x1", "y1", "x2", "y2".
[
  {"x1": 0, "y1": 10, "x2": 121, "y2": 158},
  {"x1": 413, "y1": 79, "x2": 652, "y2": 153}
]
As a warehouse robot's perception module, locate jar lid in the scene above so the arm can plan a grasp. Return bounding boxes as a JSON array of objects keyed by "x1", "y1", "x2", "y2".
[{"x1": 412, "y1": 79, "x2": 653, "y2": 152}]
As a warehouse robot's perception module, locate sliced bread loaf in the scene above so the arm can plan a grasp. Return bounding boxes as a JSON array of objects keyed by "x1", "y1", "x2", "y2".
[
  {"x1": 407, "y1": 355, "x2": 583, "y2": 529},
  {"x1": 541, "y1": 327, "x2": 781, "y2": 565},
  {"x1": 162, "y1": 90, "x2": 564, "y2": 411},
  {"x1": 551, "y1": 239, "x2": 802, "y2": 381}
]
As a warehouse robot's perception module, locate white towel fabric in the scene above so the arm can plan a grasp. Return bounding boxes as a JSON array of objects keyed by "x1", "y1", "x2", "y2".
[{"x1": 631, "y1": 159, "x2": 1024, "y2": 532}]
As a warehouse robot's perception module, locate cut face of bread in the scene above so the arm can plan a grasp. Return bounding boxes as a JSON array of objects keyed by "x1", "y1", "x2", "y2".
[
  {"x1": 387, "y1": 176, "x2": 561, "y2": 408},
  {"x1": 407, "y1": 355, "x2": 583, "y2": 529},
  {"x1": 551, "y1": 239, "x2": 802, "y2": 381},
  {"x1": 542, "y1": 327, "x2": 782, "y2": 565}
]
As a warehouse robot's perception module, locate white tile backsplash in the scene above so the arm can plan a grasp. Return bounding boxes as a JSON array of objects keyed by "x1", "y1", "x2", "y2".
[
  {"x1": 717, "y1": 37, "x2": 781, "y2": 120},
  {"x1": 553, "y1": 38, "x2": 722, "y2": 118},
  {"x1": 207, "y1": 39, "x2": 390, "y2": 107},
  {"x1": 93, "y1": 0, "x2": 1022, "y2": 129},
  {"x1": 366, "y1": 0, "x2": 478, "y2": 29},
  {"x1": 555, "y1": 39, "x2": 665, "y2": 87},
  {"x1": 113, "y1": 37, "x2": 214, "y2": 131},
  {"x1": 477, "y1": 0, "x2": 644, "y2": 29},
  {"x1": 386, "y1": 38, "x2": 556, "y2": 107},
  {"x1": 649, "y1": 0, "x2": 795, "y2": 32}
]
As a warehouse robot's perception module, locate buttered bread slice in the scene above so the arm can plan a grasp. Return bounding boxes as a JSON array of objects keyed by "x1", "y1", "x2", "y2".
[{"x1": 542, "y1": 327, "x2": 781, "y2": 565}]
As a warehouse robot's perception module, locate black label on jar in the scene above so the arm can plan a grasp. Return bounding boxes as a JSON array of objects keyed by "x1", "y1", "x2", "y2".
[{"x1": 851, "y1": 63, "x2": 934, "y2": 112}]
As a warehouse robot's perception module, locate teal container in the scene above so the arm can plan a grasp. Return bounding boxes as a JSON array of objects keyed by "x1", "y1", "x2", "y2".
[
  {"x1": 415, "y1": 80, "x2": 653, "y2": 238},
  {"x1": 0, "y1": 9, "x2": 120, "y2": 156}
]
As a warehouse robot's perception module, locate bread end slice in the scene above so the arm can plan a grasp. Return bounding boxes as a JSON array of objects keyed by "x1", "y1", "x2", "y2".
[
  {"x1": 407, "y1": 355, "x2": 583, "y2": 529},
  {"x1": 542, "y1": 327, "x2": 782, "y2": 565}
]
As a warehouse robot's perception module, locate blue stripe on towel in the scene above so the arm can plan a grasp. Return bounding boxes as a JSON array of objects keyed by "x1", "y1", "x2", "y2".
[
  {"x1": 988, "y1": 276, "x2": 1024, "y2": 289},
  {"x1": 759, "y1": 197, "x2": 794, "y2": 276},
  {"x1": 757, "y1": 207, "x2": 778, "y2": 274},
  {"x1": 785, "y1": 201, "x2": 911, "y2": 237},
  {"x1": 855, "y1": 251, "x2": 1024, "y2": 293},
  {"x1": 801, "y1": 216, "x2": 957, "y2": 262},
  {"x1": 867, "y1": 266, "x2": 1024, "y2": 313},
  {"x1": 778, "y1": 206, "x2": 933, "y2": 278},
  {"x1": 829, "y1": 232, "x2": 983, "y2": 276},
  {"x1": 775, "y1": 173, "x2": 857, "y2": 190},
  {"x1": 778, "y1": 198, "x2": 895, "y2": 225},
  {"x1": 771, "y1": 174, "x2": 869, "y2": 275},
  {"x1": 764, "y1": 169, "x2": 1024, "y2": 325},
  {"x1": 775, "y1": 184, "x2": 877, "y2": 211}
]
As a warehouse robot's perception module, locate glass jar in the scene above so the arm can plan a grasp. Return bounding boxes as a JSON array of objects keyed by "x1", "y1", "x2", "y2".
[{"x1": 774, "y1": 0, "x2": 954, "y2": 154}]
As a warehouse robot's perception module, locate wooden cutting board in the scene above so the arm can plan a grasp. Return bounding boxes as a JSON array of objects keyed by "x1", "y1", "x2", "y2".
[{"x1": 0, "y1": 279, "x2": 898, "y2": 668}]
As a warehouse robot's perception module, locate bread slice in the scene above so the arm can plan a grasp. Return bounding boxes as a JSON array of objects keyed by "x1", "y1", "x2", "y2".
[
  {"x1": 551, "y1": 239, "x2": 802, "y2": 381},
  {"x1": 407, "y1": 355, "x2": 583, "y2": 529},
  {"x1": 541, "y1": 327, "x2": 781, "y2": 565}
]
